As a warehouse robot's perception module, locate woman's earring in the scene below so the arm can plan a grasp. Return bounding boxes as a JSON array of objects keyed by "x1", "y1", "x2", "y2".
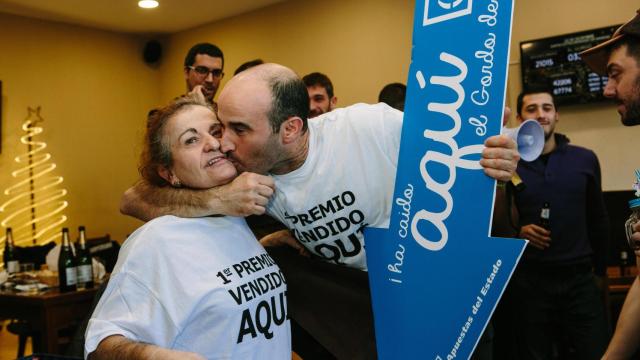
[{"x1": 172, "y1": 180, "x2": 182, "y2": 188}]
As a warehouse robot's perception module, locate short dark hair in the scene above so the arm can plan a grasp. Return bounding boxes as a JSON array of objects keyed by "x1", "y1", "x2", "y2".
[
  {"x1": 184, "y1": 43, "x2": 224, "y2": 69},
  {"x1": 516, "y1": 86, "x2": 557, "y2": 117},
  {"x1": 378, "y1": 83, "x2": 406, "y2": 111},
  {"x1": 609, "y1": 36, "x2": 640, "y2": 67},
  {"x1": 302, "y1": 72, "x2": 334, "y2": 99},
  {"x1": 234, "y1": 59, "x2": 264, "y2": 75},
  {"x1": 267, "y1": 75, "x2": 310, "y2": 134}
]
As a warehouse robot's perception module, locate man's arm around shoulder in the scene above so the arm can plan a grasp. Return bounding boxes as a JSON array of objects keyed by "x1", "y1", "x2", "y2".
[{"x1": 120, "y1": 172, "x2": 275, "y2": 221}]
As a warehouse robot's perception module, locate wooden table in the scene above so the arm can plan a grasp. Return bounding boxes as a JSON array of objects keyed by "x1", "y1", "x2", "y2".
[
  {"x1": 0, "y1": 286, "x2": 99, "y2": 354},
  {"x1": 606, "y1": 267, "x2": 637, "y2": 331}
]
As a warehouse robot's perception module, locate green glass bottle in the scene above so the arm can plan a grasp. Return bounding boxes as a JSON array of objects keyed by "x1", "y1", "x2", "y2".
[
  {"x1": 76, "y1": 226, "x2": 94, "y2": 290},
  {"x1": 58, "y1": 228, "x2": 77, "y2": 292},
  {"x1": 3, "y1": 228, "x2": 19, "y2": 275}
]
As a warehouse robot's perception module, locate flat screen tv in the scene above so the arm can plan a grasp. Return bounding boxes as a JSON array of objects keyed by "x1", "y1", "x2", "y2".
[{"x1": 520, "y1": 25, "x2": 619, "y2": 106}]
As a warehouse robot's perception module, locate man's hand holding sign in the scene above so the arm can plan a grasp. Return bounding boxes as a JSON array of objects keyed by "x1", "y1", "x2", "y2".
[{"x1": 365, "y1": 0, "x2": 527, "y2": 358}]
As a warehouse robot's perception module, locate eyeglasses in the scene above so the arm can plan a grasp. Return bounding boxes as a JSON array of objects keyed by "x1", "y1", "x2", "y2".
[{"x1": 188, "y1": 66, "x2": 224, "y2": 79}]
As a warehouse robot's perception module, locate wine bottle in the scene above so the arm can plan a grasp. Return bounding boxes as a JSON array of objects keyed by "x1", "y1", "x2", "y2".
[
  {"x1": 3, "y1": 228, "x2": 19, "y2": 275},
  {"x1": 58, "y1": 228, "x2": 77, "y2": 292},
  {"x1": 76, "y1": 226, "x2": 94, "y2": 290}
]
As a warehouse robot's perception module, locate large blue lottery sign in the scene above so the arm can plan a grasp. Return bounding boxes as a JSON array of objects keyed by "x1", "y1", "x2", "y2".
[{"x1": 365, "y1": 0, "x2": 527, "y2": 358}]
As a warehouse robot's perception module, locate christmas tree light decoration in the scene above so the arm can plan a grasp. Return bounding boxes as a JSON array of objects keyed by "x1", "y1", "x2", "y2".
[{"x1": 1, "y1": 107, "x2": 68, "y2": 248}]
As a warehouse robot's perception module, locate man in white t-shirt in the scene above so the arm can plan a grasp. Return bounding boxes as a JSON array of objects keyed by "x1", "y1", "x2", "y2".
[
  {"x1": 121, "y1": 63, "x2": 519, "y2": 358},
  {"x1": 265, "y1": 102, "x2": 400, "y2": 270}
]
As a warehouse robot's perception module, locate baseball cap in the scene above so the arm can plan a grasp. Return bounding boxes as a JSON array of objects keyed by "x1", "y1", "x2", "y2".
[{"x1": 581, "y1": 9, "x2": 640, "y2": 75}]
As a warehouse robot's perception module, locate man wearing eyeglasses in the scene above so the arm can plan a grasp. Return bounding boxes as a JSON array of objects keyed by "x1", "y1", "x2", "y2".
[{"x1": 184, "y1": 43, "x2": 225, "y2": 105}]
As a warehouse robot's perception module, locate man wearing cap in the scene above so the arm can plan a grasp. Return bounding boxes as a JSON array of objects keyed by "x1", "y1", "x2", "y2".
[{"x1": 581, "y1": 9, "x2": 640, "y2": 360}]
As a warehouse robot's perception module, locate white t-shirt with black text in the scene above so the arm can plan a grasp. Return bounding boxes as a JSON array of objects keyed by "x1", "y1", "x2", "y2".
[
  {"x1": 85, "y1": 215, "x2": 290, "y2": 359},
  {"x1": 267, "y1": 103, "x2": 402, "y2": 270}
]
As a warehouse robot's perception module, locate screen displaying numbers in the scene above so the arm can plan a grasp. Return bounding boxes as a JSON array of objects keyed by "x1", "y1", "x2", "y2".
[{"x1": 520, "y1": 25, "x2": 618, "y2": 106}]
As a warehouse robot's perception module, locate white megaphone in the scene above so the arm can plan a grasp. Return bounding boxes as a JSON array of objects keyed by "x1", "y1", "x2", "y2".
[{"x1": 503, "y1": 119, "x2": 544, "y2": 162}]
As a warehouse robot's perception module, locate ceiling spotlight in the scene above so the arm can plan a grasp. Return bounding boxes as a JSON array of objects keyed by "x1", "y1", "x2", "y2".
[{"x1": 138, "y1": 0, "x2": 159, "y2": 9}]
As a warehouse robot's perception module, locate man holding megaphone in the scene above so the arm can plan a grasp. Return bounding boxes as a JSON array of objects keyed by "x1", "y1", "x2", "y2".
[{"x1": 503, "y1": 88, "x2": 610, "y2": 359}]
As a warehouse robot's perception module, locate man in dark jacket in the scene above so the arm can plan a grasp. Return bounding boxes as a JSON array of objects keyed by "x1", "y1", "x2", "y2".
[{"x1": 508, "y1": 88, "x2": 609, "y2": 360}]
